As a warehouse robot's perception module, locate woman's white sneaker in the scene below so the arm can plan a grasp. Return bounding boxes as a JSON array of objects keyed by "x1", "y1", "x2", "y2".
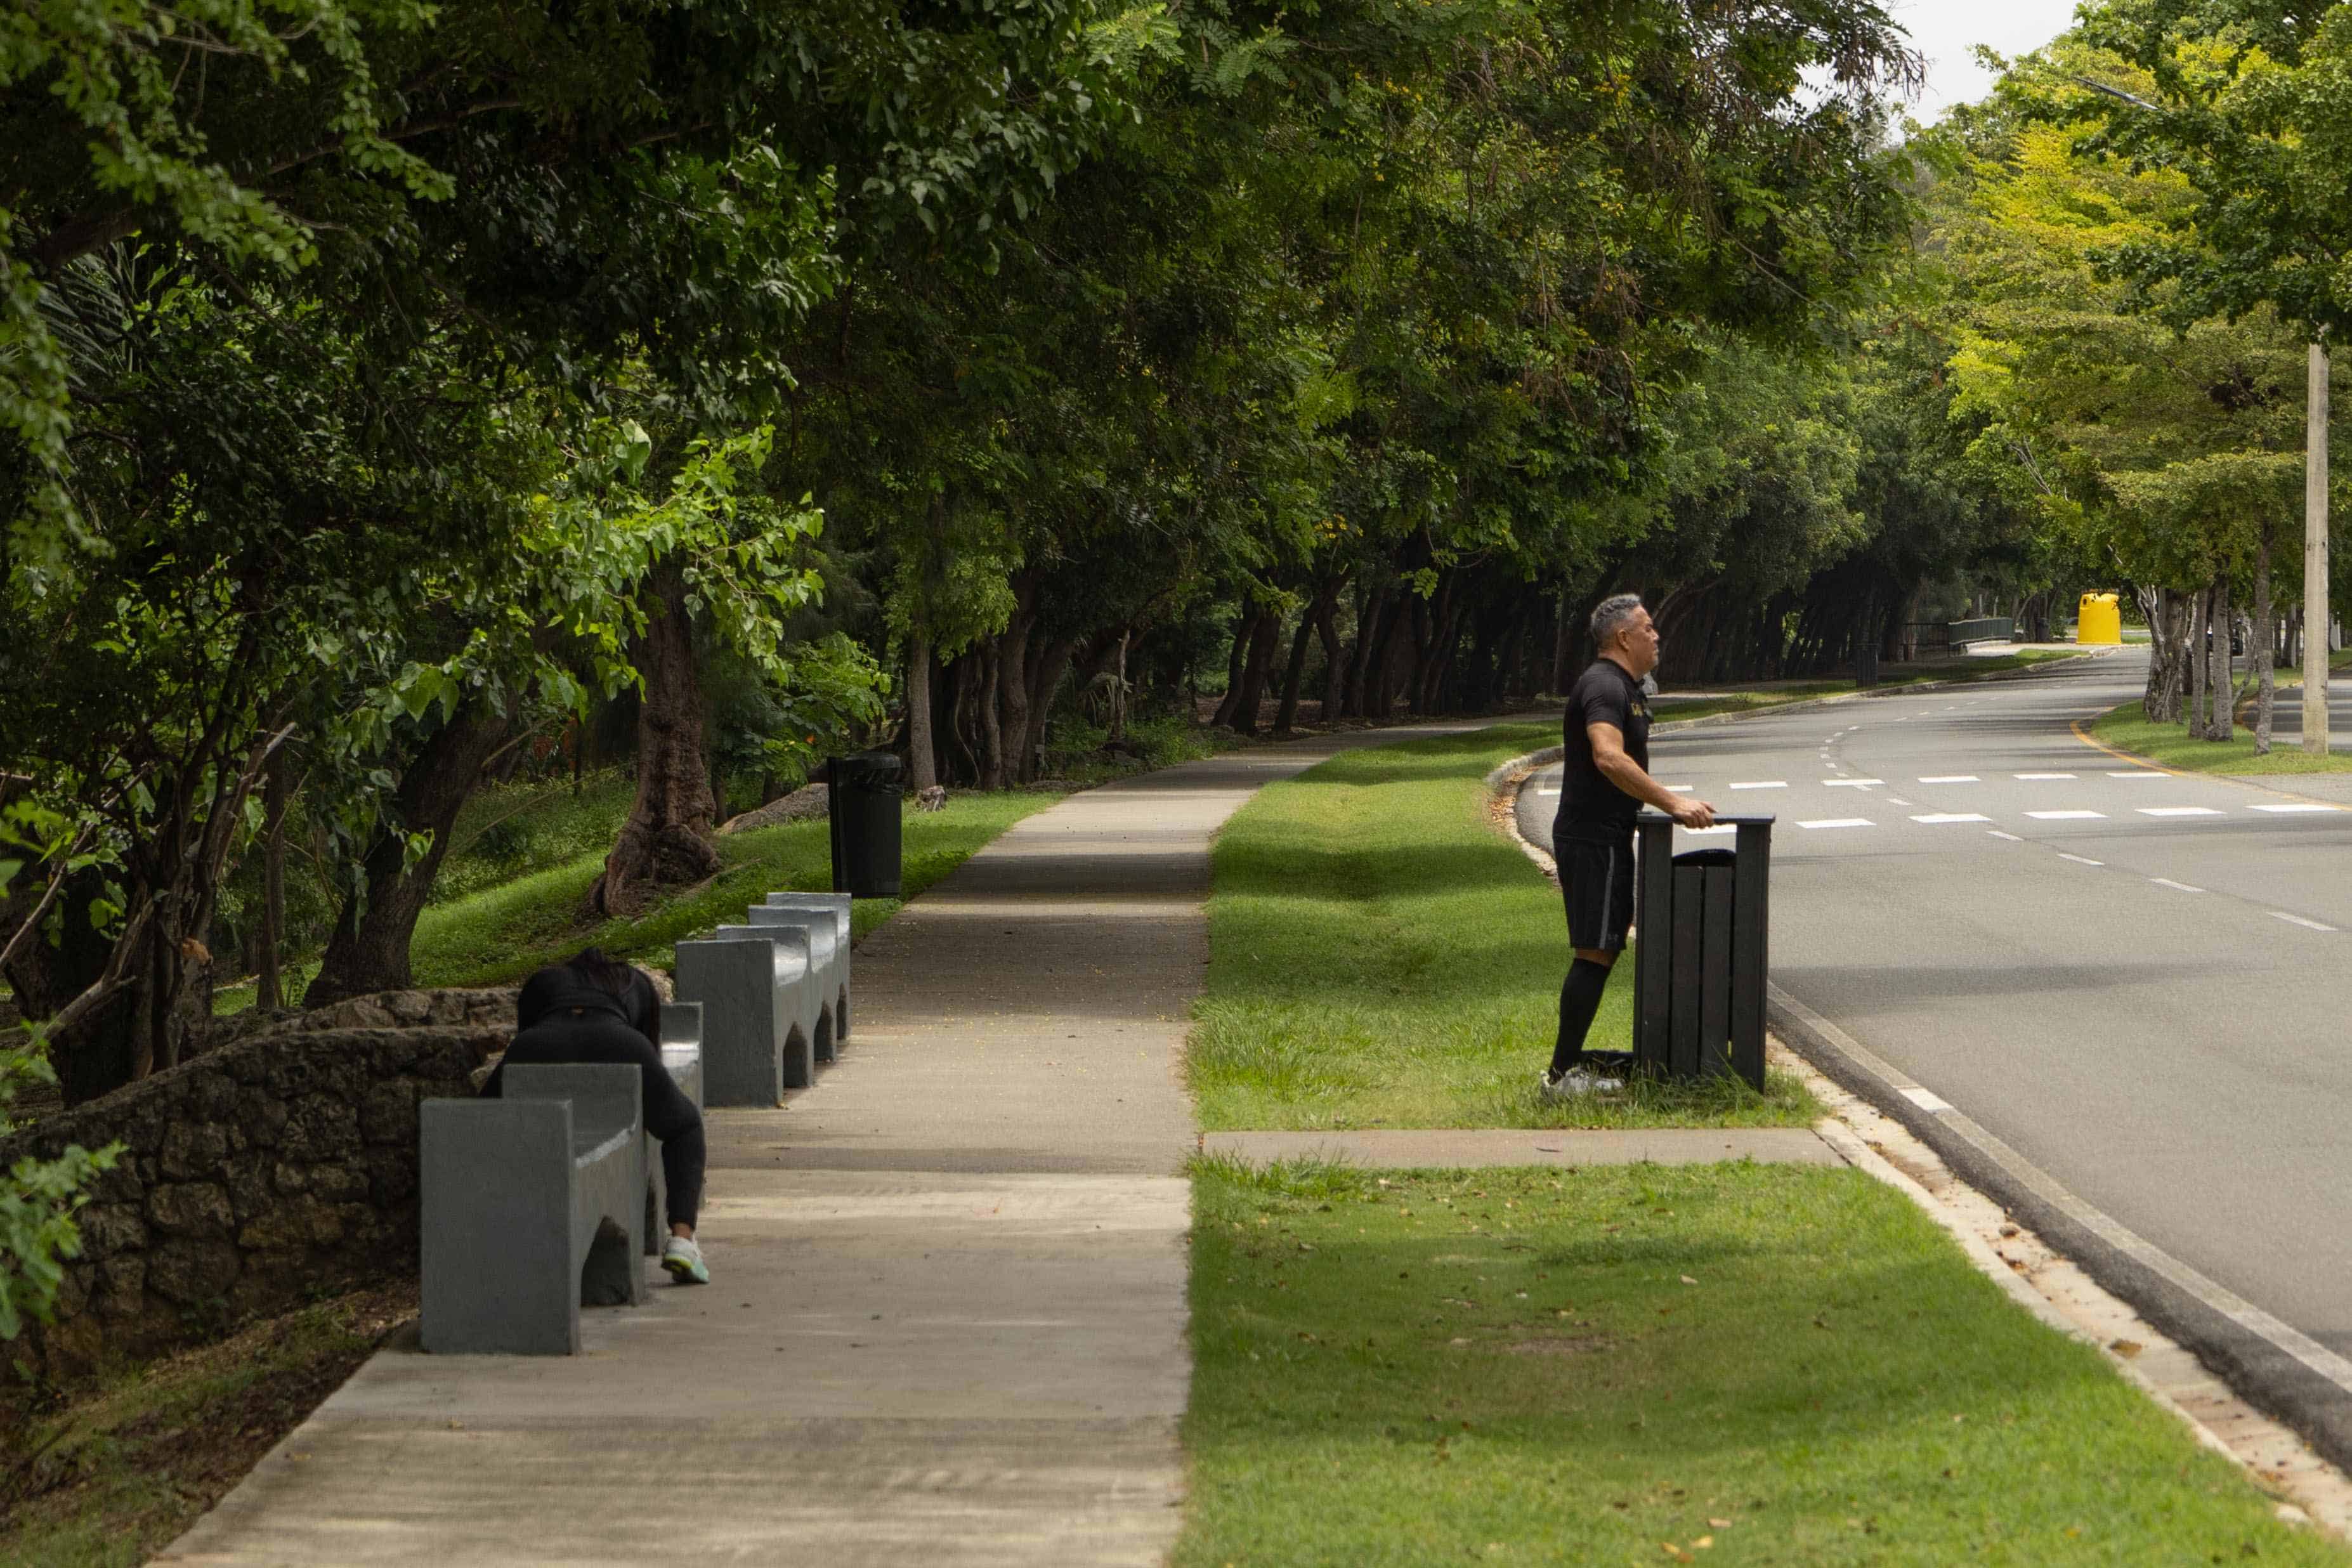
[{"x1": 662, "y1": 1235, "x2": 710, "y2": 1284}]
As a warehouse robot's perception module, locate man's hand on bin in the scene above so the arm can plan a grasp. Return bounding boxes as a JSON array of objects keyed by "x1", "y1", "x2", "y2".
[{"x1": 1668, "y1": 795, "x2": 1716, "y2": 830}]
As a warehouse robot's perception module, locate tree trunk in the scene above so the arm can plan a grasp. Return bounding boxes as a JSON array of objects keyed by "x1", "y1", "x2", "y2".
[
  {"x1": 977, "y1": 643, "x2": 1006, "y2": 791},
  {"x1": 587, "y1": 563, "x2": 722, "y2": 917},
  {"x1": 2207, "y1": 578, "x2": 2234, "y2": 742},
  {"x1": 1345, "y1": 583, "x2": 1390, "y2": 717},
  {"x1": 1023, "y1": 635, "x2": 1078, "y2": 775},
  {"x1": 1314, "y1": 581, "x2": 1346, "y2": 726},
  {"x1": 1274, "y1": 593, "x2": 1324, "y2": 734},
  {"x1": 906, "y1": 633, "x2": 938, "y2": 792},
  {"x1": 2255, "y1": 530, "x2": 2275, "y2": 755},
  {"x1": 2186, "y1": 585, "x2": 2209, "y2": 735},
  {"x1": 1230, "y1": 608, "x2": 1283, "y2": 737},
  {"x1": 1210, "y1": 608, "x2": 1257, "y2": 729},
  {"x1": 306, "y1": 701, "x2": 514, "y2": 1006},
  {"x1": 256, "y1": 752, "x2": 290, "y2": 1011},
  {"x1": 997, "y1": 610, "x2": 1037, "y2": 784}
]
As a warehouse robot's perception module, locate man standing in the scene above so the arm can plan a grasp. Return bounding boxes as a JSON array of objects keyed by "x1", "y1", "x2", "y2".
[{"x1": 1543, "y1": 593, "x2": 1716, "y2": 1098}]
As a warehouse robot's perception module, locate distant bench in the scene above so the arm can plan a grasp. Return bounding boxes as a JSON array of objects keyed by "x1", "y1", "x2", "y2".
[
  {"x1": 675, "y1": 891, "x2": 852, "y2": 1106},
  {"x1": 420, "y1": 1004, "x2": 704, "y2": 1356}
]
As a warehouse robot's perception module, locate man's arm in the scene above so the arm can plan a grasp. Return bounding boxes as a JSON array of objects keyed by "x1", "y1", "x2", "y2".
[{"x1": 1588, "y1": 721, "x2": 1715, "y2": 828}]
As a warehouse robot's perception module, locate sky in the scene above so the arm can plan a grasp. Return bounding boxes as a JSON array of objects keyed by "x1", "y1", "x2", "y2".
[{"x1": 1893, "y1": 0, "x2": 2081, "y2": 123}]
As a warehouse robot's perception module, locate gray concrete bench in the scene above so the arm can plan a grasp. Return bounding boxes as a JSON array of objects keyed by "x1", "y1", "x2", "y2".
[
  {"x1": 421, "y1": 1063, "x2": 646, "y2": 1355},
  {"x1": 761, "y1": 892, "x2": 852, "y2": 1041},
  {"x1": 675, "y1": 930, "x2": 818, "y2": 1103},
  {"x1": 745, "y1": 904, "x2": 846, "y2": 1061}
]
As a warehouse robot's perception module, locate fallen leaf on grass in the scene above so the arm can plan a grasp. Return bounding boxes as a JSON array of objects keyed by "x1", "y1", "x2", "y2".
[
  {"x1": 1680, "y1": 1275, "x2": 1698, "y2": 1286},
  {"x1": 1708, "y1": 1518, "x2": 1732, "y2": 1528},
  {"x1": 1661, "y1": 1545, "x2": 1692, "y2": 1562}
]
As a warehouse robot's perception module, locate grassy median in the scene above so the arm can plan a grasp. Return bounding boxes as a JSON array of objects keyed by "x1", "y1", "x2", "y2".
[
  {"x1": 1190, "y1": 723, "x2": 1815, "y2": 1130},
  {"x1": 2084, "y1": 700, "x2": 2352, "y2": 777},
  {"x1": 1177, "y1": 1160, "x2": 2344, "y2": 1567}
]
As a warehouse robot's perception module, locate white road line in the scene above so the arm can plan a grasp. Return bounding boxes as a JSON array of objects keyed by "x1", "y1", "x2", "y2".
[
  {"x1": 1798, "y1": 818, "x2": 1874, "y2": 830},
  {"x1": 2107, "y1": 770, "x2": 2164, "y2": 779},
  {"x1": 1886, "y1": 797, "x2": 1915, "y2": 806},
  {"x1": 2136, "y1": 806, "x2": 2223, "y2": 818},
  {"x1": 1683, "y1": 825, "x2": 1735, "y2": 835},
  {"x1": 1918, "y1": 774, "x2": 1979, "y2": 783},
  {"x1": 1988, "y1": 830, "x2": 2023, "y2": 841},
  {"x1": 2015, "y1": 772, "x2": 2077, "y2": 780},
  {"x1": 2027, "y1": 809, "x2": 2105, "y2": 820},
  {"x1": 2058, "y1": 853, "x2": 2105, "y2": 866},
  {"x1": 2271, "y1": 912, "x2": 2338, "y2": 932},
  {"x1": 1911, "y1": 813, "x2": 1990, "y2": 824},
  {"x1": 1656, "y1": 784, "x2": 1694, "y2": 791},
  {"x1": 1728, "y1": 781, "x2": 1787, "y2": 790},
  {"x1": 1822, "y1": 778, "x2": 1883, "y2": 787},
  {"x1": 2250, "y1": 803, "x2": 2344, "y2": 814},
  {"x1": 1531, "y1": 785, "x2": 1560, "y2": 795},
  {"x1": 2150, "y1": 879, "x2": 2205, "y2": 894}
]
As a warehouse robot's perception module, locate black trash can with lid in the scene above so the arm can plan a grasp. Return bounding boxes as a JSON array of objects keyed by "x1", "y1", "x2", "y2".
[
  {"x1": 826, "y1": 751, "x2": 903, "y2": 898},
  {"x1": 1630, "y1": 813, "x2": 1774, "y2": 1090}
]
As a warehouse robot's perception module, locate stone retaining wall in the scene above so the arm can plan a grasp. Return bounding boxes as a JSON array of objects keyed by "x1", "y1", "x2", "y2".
[{"x1": 3, "y1": 1021, "x2": 507, "y2": 1383}]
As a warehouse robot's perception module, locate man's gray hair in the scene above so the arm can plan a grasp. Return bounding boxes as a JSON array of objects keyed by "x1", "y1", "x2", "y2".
[{"x1": 1589, "y1": 592, "x2": 1645, "y2": 650}]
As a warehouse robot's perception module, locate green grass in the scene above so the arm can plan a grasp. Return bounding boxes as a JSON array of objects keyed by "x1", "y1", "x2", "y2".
[
  {"x1": 2085, "y1": 699, "x2": 2352, "y2": 777},
  {"x1": 1178, "y1": 1160, "x2": 2346, "y2": 1568},
  {"x1": 1190, "y1": 722, "x2": 1815, "y2": 1131},
  {"x1": 430, "y1": 769, "x2": 642, "y2": 905}
]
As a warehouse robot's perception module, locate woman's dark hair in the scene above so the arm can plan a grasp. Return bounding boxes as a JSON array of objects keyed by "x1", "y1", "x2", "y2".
[{"x1": 565, "y1": 946, "x2": 661, "y2": 1041}]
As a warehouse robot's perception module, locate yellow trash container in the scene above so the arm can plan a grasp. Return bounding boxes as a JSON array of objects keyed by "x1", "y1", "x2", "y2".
[{"x1": 2077, "y1": 592, "x2": 2123, "y2": 645}]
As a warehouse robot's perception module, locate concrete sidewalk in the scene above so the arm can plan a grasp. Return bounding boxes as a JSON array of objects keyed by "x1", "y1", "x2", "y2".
[{"x1": 159, "y1": 722, "x2": 1529, "y2": 1568}]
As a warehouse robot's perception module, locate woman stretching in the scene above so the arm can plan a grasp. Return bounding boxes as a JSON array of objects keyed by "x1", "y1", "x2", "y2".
[{"x1": 484, "y1": 948, "x2": 710, "y2": 1284}]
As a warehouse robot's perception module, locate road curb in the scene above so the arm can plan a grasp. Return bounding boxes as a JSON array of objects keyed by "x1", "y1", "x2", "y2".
[{"x1": 1767, "y1": 983, "x2": 2352, "y2": 1484}]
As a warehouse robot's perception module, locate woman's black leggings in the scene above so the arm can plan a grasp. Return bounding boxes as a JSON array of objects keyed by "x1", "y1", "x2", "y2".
[{"x1": 485, "y1": 1014, "x2": 707, "y2": 1230}]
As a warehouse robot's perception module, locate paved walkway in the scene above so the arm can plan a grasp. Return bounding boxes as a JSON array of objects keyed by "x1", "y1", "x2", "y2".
[{"x1": 160, "y1": 722, "x2": 1532, "y2": 1567}]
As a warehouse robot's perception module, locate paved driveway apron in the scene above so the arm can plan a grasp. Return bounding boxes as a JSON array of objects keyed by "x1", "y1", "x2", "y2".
[
  {"x1": 1524, "y1": 653, "x2": 2352, "y2": 1358},
  {"x1": 163, "y1": 721, "x2": 1526, "y2": 1568}
]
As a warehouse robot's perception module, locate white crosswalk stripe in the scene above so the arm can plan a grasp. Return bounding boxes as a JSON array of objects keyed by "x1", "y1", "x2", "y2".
[
  {"x1": 1911, "y1": 813, "x2": 1990, "y2": 824},
  {"x1": 2027, "y1": 810, "x2": 2105, "y2": 820},
  {"x1": 2136, "y1": 806, "x2": 2222, "y2": 818},
  {"x1": 2251, "y1": 803, "x2": 2343, "y2": 814},
  {"x1": 1798, "y1": 818, "x2": 1873, "y2": 830}
]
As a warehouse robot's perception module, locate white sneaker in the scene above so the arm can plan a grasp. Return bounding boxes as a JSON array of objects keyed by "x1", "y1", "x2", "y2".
[
  {"x1": 661, "y1": 1235, "x2": 710, "y2": 1285},
  {"x1": 1539, "y1": 1066, "x2": 1624, "y2": 1101}
]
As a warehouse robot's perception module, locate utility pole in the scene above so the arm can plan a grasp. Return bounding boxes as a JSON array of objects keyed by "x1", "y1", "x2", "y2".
[{"x1": 2307, "y1": 341, "x2": 2332, "y2": 756}]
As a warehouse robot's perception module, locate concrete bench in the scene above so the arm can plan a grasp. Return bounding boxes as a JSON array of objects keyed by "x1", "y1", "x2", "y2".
[
  {"x1": 674, "y1": 930, "x2": 818, "y2": 1103},
  {"x1": 421, "y1": 1063, "x2": 646, "y2": 1355},
  {"x1": 745, "y1": 905, "x2": 846, "y2": 1061},
  {"x1": 644, "y1": 1001, "x2": 703, "y2": 1255},
  {"x1": 761, "y1": 892, "x2": 852, "y2": 1040}
]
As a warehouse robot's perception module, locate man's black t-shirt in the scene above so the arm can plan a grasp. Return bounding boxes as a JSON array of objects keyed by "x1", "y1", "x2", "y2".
[{"x1": 1556, "y1": 658, "x2": 1650, "y2": 844}]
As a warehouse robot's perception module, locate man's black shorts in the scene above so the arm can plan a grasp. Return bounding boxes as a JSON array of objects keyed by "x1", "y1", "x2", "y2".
[{"x1": 1557, "y1": 833, "x2": 1635, "y2": 953}]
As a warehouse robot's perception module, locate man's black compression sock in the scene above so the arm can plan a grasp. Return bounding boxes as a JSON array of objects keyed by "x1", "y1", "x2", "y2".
[{"x1": 1550, "y1": 957, "x2": 1614, "y2": 1078}]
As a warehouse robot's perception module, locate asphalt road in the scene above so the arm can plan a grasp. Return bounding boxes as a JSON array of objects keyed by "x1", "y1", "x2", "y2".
[{"x1": 1519, "y1": 651, "x2": 2352, "y2": 1360}]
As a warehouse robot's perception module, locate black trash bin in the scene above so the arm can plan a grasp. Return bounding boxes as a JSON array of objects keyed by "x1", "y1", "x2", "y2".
[
  {"x1": 1630, "y1": 813, "x2": 1773, "y2": 1090},
  {"x1": 826, "y1": 751, "x2": 903, "y2": 898}
]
